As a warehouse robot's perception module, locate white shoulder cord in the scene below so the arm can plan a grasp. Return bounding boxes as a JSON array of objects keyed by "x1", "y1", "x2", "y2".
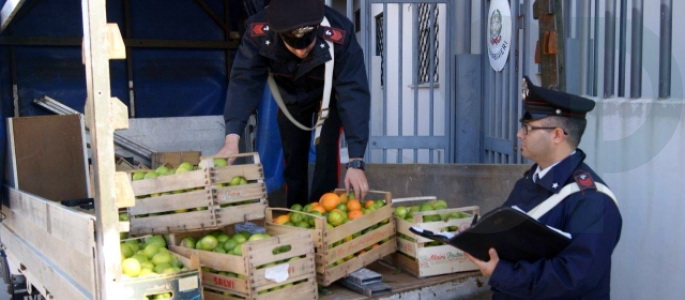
[
  {"x1": 267, "y1": 16, "x2": 334, "y2": 145},
  {"x1": 527, "y1": 182, "x2": 619, "y2": 220}
]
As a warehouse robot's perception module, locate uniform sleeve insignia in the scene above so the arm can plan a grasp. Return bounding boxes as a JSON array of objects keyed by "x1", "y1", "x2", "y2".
[
  {"x1": 321, "y1": 26, "x2": 346, "y2": 44},
  {"x1": 574, "y1": 170, "x2": 597, "y2": 193},
  {"x1": 249, "y1": 22, "x2": 269, "y2": 38}
]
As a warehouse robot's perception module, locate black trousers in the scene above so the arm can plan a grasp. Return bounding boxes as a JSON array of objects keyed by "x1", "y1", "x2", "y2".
[{"x1": 277, "y1": 99, "x2": 341, "y2": 207}]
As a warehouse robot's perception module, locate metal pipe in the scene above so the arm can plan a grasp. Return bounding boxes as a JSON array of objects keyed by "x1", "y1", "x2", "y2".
[
  {"x1": 618, "y1": 0, "x2": 627, "y2": 97},
  {"x1": 659, "y1": 0, "x2": 672, "y2": 98},
  {"x1": 604, "y1": 0, "x2": 616, "y2": 98},
  {"x1": 630, "y1": 0, "x2": 643, "y2": 98},
  {"x1": 398, "y1": 4, "x2": 403, "y2": 163}
]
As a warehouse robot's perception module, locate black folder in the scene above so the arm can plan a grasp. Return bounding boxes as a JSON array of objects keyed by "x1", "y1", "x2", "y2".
[{"x1": 410, "y1": 207, "x2": 571, "y2": 262}]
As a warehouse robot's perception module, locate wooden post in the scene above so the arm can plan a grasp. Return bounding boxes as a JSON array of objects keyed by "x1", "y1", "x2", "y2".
[{"x1": 81, "y1": 0, "x2": 124, "y2": 298}]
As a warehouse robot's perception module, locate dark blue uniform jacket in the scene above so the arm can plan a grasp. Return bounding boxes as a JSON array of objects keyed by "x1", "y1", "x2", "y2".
[
  {"x1": 224, "y1": 7, "x2": 370, "y2": 158},
  {"x1": 490, "y1": 150, "x2": 622, "y2": 299}
]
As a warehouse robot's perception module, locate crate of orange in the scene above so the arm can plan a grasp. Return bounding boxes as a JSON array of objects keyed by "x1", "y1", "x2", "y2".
[{"x1": 265, "y1": 189, "x2": 397, "y2": 286}]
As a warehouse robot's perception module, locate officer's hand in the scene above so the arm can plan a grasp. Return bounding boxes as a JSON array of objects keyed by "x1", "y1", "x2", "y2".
[
  {"x1": 216, "y1": 134, "x2": 240, "y2": 165},
  {"x1": 344, "y1": 168, "x2": 368, "y2": 201},
  {"x1": 465, "y1": 248, "x2": 499, "y2": 277}
]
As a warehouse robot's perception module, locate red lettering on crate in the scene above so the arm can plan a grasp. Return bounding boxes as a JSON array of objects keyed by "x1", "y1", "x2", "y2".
[
  {"x1": 211, "y1": 276, "x2": 235, "y2": 289},
  {"x1": 288, "y1": 265, "x2": 295, "y2": 274}
]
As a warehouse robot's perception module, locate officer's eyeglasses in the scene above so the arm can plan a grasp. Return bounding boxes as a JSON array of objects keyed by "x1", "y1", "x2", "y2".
[{"x1": 519, "y1": 123, "x2": 568, "y2": 135}]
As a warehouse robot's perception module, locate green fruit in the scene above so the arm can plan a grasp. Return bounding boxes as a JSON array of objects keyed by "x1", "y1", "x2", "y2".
[
  {"x1": 132, "y1": 253, "x2": 149, "y2": 263},
  {"x1": 214, "y1": 158, "x2": 228, "y2": 167},
  {"x1": 231, "y1": 246, "x2": 243, "y2": 256},
  {"x1": 434, "y1": 199, "x2": 448, "y2": 210},
  {"x1": 151, "y1": 252, "x2": 174, "y2": 266},
  {"x1": 224, "y1": 239, "x2": 238, "y2": 251},
  {"x1": 217, "y1": 234, "x2": 230, "y2": 243},
  {"x1": 138, "y1": 268, "x2": 156, "y2": 277},
  {"x1": 289, "y1": 212, "x2": 304, "y2": 224},
  {"x1": 290, "y1": 204, "x2": 303, "y2": 211},
  {"x1": 153, "y1": 263, "x2": 171, "y2": 274},
  {"x1": 230, "y1": 176, "x2": 242, "y2": 186},
  {"x1": 419, "y1": 203, "x2": 434, "y2": 212},
  {"x1": 122, "y1": 258, "x2": 141, "y2": 277},
  {"x1": 239, "y1": 177, "x2": 248, "y2": 185},
  {"x1": 144, "y1": 171, "x2": 158, "y2": 180},
  {"x1": 296, "y1": 221, "x2": 310, "y2": 228},
  {"x1": 236, "y1": 231, "x2": 252, "y2": 240},
  {"x1": 146, "y1": 235, "x2": 166, "y2": 247},
  {"x1": 197, "y1": 235, "x2": 219, "y2": 251},
  {"x1": 214, "y1": 247, "x2": 227, "y2": 254},
  {"x1": 394, "y1": 206, "x2": 408, "y2": 219},
  {"x1": 132, "y1": 172, "x2": 146, "y2": 181},
  {"x1": 248, "y1": 233, "x2": 269, "y2": 242},
  {"x1": 140, "y1": 261, "x2": 154, "y2": 271},
  {"x1": 120, "y1": 243, "x2": 134, "y2": 258},
  {"x1": 178, "y1": 162, "x2": 194, "y2": 170},
  {"x1": 180, "y1": 237, "x2": 196, "y2": 249},
  {"x1": 231, "y1": 234, "x2": 247, "y2": 245},
  {"x1": 142, "y1": 244, "x2": 162, "y2": 259}
]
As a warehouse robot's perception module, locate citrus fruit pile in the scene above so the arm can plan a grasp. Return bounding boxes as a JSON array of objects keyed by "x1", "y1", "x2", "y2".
[
  {"x1": 274, "y1": 192, "x2": 387, "y2": 228},
  {"x1": 178, "y1": 230, "x2": 271, "y2": 256},
  {"x1": 120, "y1": 235, "x2": 187, "y2": 279}
]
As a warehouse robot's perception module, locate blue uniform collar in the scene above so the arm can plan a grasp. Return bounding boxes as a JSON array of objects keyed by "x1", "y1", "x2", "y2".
[{"x1": 533, "y1": 149, "x2": 587, "y2": 193}]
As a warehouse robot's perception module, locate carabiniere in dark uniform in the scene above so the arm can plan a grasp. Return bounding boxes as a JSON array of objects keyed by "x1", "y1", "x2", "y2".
[{"x1": 223, "y1": 6, "x2": 370, "y2": 205}]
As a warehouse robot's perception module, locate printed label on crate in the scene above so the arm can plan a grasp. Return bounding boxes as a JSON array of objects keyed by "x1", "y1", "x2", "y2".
[
  {"x1": 417, "y1": 250, "x2": 469, "y2": 268},
  {"x1": 217, "y1": 191, "x2": 248, "y2": 201},
  {"x1": 265, "y1": 263, "x2": 290, "y2": 283},
  {"x1": 179, "y1": 275, "x2": 199, "y2": 291}
]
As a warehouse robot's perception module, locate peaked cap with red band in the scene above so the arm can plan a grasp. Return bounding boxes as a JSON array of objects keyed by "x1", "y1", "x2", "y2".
[{"x1": 521, "y1": 76, "x2": 596, "y2": 121}]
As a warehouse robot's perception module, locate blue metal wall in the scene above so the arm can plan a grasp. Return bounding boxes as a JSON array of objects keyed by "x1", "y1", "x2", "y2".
[{"x1": 0, "y1": 0, "x2": 238, "y2": 117}]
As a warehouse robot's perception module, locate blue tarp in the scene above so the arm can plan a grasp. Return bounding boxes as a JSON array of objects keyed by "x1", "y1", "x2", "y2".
[{"x1": 0, "y1": 0, "x2": 291, "y2": 192}]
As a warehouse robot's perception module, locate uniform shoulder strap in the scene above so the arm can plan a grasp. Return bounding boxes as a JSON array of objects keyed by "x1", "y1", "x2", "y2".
[
  {"x1": 267, "y1": 17, "x2": 334, "y2": 145},
  {"x1": 526, "y1": 182, "x2": 619, "y2": 220}
]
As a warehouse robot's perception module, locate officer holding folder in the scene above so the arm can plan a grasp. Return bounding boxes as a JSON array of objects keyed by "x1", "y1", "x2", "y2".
[{"x1": 466, "y1": 77, "x2": 623, "y2": 299}]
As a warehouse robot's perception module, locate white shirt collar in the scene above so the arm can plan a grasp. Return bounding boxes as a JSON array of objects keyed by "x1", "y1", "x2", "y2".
[{"x1": 533, "y1": 151, "x2": 576, "y2": 182}]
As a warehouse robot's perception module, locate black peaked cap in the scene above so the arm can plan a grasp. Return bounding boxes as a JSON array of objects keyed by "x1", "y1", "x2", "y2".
[
  {"x1": 521, "y1": 76, "x2": 596, "y2": 121},
  {"x1": 267, "y1": 0, "x2": 325, "y2": 33}
]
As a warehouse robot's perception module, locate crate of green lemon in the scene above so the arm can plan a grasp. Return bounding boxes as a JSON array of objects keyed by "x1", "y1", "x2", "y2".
[
  {"x1": 168, "y1": 224, "x2": 318, "y2": 300},
  {"x1": 392, "y1": 196, "x2": 480, "y2": 278},
  {"x1": 126, "y1": 152, "x2": 268, "y2": 235},
  {"x1": 265, "y1": 189, "x2": 397, "y2": 286},
  {"x1": 119, "y1": 235, "x2": 202, "y2": 300}
]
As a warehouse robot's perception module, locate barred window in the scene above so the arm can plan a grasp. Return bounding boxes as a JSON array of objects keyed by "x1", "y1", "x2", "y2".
[{"x1": 418, "y1": 3, "x2": 439, "y2": 84}]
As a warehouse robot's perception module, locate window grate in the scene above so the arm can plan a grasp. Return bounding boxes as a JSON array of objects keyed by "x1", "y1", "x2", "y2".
[{"x1": 418, "y1": 3, "x2": 439, "y2": 84}]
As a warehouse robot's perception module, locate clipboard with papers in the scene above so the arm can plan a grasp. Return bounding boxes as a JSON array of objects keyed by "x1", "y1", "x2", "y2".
[{"x1": 409, "y1": 207, "x2": 572, "y2": 262}]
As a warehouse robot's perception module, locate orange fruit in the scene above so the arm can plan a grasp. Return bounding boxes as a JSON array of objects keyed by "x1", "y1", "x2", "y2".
[
  {"x1": 357, "y1": 250, "x2": 367, "y2": 256},
  {"x1": 371, "y1": 243, "x2": 380, "y2": 249},
  {"x1": 364, "y1": 200, "x2": 376, "y2": 209},
  {"x1": 348, "y1": 210, "x2": 364, "y2": 220},
  {"x1": 319, "y1": 193, "x2": 341, "y2": 212},
  {"x1": 339, "y1": 193, "x2": 349, "y2": 205},
  {"x1": 347, "y1": 199, "x2": 362, "y2": 212},
  {"x1": 311, "y1": 206, "x2": 326, "y2": 214},
  {"x1": 274, "y1": 215, "x2": 290, "y2": 225}
]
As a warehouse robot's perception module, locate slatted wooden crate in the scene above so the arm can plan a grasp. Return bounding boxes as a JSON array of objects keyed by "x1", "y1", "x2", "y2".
[
  {"x1": 168, "y1": 225, "x2": 318, "y2": 300},
  {"x1": 126, "y1": 152, "x2": 267, "y2": 235},
  {"x1": 393, "y1": 196, "x2": 479, "y2": 278},
  {"x1": 265, "y1": 190, "x2": 397, "y2": 286},
  {"x1": 121, "y1": 250, "x2": 202, "y2": 300}
]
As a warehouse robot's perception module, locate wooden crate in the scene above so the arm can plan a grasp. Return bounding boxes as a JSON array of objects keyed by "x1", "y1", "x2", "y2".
[
  {"x1": 126, "y1": 152, "x2": 267, "y2": 235},
  {"x1": 265, "y1": 190, "x2": 397, "y2": 286},
  {"x1": 121, "y1": 250, "x2": 202, "y2": 300},
  {"x1": 152, "y1": 151, "x2": 201, "y2": 169},
  {"x1": 168, "y1": 225, "x2": 318, "y2": 300},
  {"x1": 393, "y1": 196, "x2": 479, "y2": 278}
]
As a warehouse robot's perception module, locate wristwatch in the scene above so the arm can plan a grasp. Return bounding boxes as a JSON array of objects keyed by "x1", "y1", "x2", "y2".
[{"x1": 346, "y1": 159, "x2": 365, "y2": 171}]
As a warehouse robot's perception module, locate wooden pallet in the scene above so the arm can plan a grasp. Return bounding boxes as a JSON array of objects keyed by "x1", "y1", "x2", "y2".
[
  {"x1": 168, "y1": 225, "x2": 318, "y2": 300},
  {"x1": 393, "y1": 196, "x2": 480, "y2": 278},
  {"x1": 265, "y1": 190, "x2": 397, "y2": 286},
  {"x1": 126, "y1": 152, "x2": 268, "y2": 235}
]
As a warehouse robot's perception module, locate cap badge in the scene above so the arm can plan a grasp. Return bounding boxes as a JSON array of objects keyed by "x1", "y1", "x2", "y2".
[
  {"x1": 291, "y1": 26, "x2": 315, "y2": 38},
  {"x1": 555, "y1": 109, "x2": 562, "y2": 115},
  {"x1": 522, "y1": 79, "x2": 529, "y2": 100}
]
